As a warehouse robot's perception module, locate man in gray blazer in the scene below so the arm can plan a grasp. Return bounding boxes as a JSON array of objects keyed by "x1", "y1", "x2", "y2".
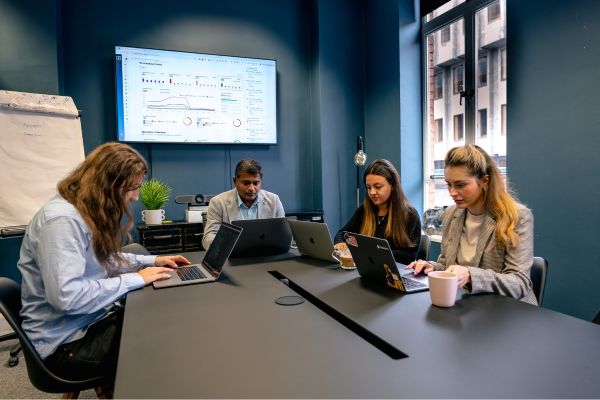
[{"x1": 201, "y1": 159, "x2": 285, "y2": 250}]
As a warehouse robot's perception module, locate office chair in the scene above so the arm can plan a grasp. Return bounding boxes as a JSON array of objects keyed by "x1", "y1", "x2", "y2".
[
  {"x1": 121, "y1": 242, "x2": 151, "y2": 255},
  {"x1": 0, "y1": 320, "x2": 21, "y2": 367},
  {"x1": 0, "y1": 242, "x2": 149, "y2": 368},
  {"x1": 530, "y1": 256, "x2": 548, "y2": 305},
  {"x1": 0, "y1": 277, "x2": 109, "y2": 398},
  {"x1": 416, "y1": 234, "x2": 431, "y2": 261}
]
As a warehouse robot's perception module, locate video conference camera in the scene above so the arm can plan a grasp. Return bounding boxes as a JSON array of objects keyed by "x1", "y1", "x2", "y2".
[
  {"x1": 175, "y1": 194, "x2": 214, "y2": 223},
  {"x1": 175, "y1": 194, "x2": 214, "y2": 206}
]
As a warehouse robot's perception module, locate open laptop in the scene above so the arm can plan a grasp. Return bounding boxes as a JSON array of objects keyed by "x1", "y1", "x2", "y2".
[
  {"x1": 153, "y1": 222, "x2": 242, "y2": 289},
  {"x1": 288, "y1": 219, "x2": 337, "y2": 263},
  {"x1": 231, "y1": 217, "x2": 292, "y2": 257},
  {"x1": 343, "y1": 232, "x2": 429, "y2": 293}
]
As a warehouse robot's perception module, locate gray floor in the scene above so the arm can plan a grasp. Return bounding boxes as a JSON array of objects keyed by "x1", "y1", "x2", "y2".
[{"x1": 0, "y1": 315, "x2": 96, "y2": 399}]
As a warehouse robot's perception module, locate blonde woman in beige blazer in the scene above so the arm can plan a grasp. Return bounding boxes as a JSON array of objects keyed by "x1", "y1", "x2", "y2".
[{"x1": 409, "y1": 145, "x2": 536, "y2": 305}]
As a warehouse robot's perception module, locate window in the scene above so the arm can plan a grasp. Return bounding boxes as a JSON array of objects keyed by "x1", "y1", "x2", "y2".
[
  {"x1": 478, "y1": 54, "x2": 488, "y2": 87},
  {"x1": 501, "y1": 104, "x2": 507, "y2": 136},
  {"x1": 453, "y1": 114, "x2": 464, "y2": 141},
  {"x1": 435, "y1": 118, "x2": 444, "y2": 142},
  {"x1": 488, "y1": 0, "x2": 501, "y2": 22},
  {"x1": 434, "y1": 72, "x2": 443, "y2": 99},
  {"x1": 453, "y1": 64, "x2": 464, "y2": 95},
  {"x1": 478, "y1": 109, "x2": 487, "y2": 138},
  {"x1": 441, "y1": 26, "x2": 451, "y2": 43},
  {"x1": 423, "y1": 0, "x2": 507, "y2": 209},
  {"x1": 501, "y1": 47, "x2": 507, "y2": 80}
]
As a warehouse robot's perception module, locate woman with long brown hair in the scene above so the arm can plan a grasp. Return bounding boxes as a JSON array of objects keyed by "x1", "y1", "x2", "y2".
[
  {"x1": 408, "y1": 144, "x2": 536, "y2": 304},
  {"x1": 18, "y1": 142, "x2": 189, "y2": 389},
  {"x1": 334, "y1": 159, "x2": 421, "y2": 265}
]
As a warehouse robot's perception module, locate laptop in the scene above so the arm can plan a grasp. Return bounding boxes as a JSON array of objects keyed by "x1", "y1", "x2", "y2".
[
  {"x1": 288, "y1": 219, "x2": 337, "y2": 263},
  {"x1": 153, "y1": 222, "x2": 242, "y2": 289},
  {"x1": 343, "y1": 232, "x2": 429, "y2": 293},
  {"x1": 230, "y1": 217, "x2": 293, "y2": 257}
]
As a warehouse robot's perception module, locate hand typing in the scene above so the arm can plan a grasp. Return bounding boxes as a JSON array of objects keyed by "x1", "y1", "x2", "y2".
[{"x1": 406, "y1": 259, "x2": 434, "y2": 275}]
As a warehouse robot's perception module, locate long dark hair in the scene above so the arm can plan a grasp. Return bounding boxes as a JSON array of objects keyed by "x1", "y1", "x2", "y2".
[
  {"x1": 57, "y1": 142, "x2": 147, "y2": 269},
  {"x1": 360, "y1": 159, "x2": 415, "y2": 247}
]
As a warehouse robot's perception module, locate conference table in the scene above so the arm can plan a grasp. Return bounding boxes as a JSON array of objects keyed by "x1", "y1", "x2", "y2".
[{"x1": 114, "y1": 251, "x2": 600, "y2": 398}]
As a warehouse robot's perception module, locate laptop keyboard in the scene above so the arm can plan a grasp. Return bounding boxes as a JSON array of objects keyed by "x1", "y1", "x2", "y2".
[
  {"x1": 401, "y1": 276, "x2": 428, "y2": 290},
  {"x1": 176, "y1": 265, "x2": 206, "y2": 281}
]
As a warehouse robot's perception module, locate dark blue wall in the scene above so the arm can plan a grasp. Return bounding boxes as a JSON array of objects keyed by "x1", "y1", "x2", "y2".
[
  {"x1": 313, "y1": 0, "x2": 365, "y2": 227},
  {"x1": 508, "y1": 0, "x2": 600, "y2": 320},
  {"x1": 0, "y1": 0, "x2": 60, "y2": 283},
  {"x1": 59, "y1": 0, "x2": 315, "y2": 223},
  {"x1": 363, "y1": 0, "x2": 423, "y2": 216}
]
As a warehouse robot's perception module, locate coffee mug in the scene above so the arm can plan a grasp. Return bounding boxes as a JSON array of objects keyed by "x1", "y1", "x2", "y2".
[
  {"x1": 141, "y1": 209, "x2": 165, "y2": 225},
  {"x1": 428, "y1": 271, "x2": 458, "y2": 307},
  {"x1": 332, "y1": 248, "x2": 355, "y2": 270}
]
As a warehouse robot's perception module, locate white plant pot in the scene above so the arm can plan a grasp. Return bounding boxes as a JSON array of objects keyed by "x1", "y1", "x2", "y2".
[{"x1": 141, "y1": 209, "x2": 165, "y2": 225}]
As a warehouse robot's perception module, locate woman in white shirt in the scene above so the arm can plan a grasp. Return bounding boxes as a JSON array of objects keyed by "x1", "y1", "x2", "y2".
[
  {"x1": 18, "y1": 142, "x2": 189, "y2": 393},
  {"x1": 408, "y1": 144, "x2": 536, "y2": 304}
]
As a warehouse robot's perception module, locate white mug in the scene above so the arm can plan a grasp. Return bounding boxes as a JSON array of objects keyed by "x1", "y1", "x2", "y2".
[
  {"x1": 428, "y1": 271, "x2": 458, "y2": 307},
  {"x1": 141, "y1": 209, "x2": 165, "y2": 225}
]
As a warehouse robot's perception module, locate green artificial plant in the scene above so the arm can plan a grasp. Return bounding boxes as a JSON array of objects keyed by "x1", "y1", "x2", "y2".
[{"x1": 139, "y1": 178, "x2": 171, "y2": 210}]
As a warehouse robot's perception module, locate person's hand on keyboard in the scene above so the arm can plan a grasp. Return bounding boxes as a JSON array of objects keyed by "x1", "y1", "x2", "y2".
[
  {"x1": 406, "y1": 259, "x2": 434, "y2": 275},
  {"x1": 155, "y1": 255, "x2": 191, "y2": 268},
  {"x1": 139, "y1": 267, "x2": 175, "y2": 285}
]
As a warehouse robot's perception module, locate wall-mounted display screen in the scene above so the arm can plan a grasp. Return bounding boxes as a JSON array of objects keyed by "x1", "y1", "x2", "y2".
[{"x1": 115, "y1": 46, "x2": 277, "y2": 144}]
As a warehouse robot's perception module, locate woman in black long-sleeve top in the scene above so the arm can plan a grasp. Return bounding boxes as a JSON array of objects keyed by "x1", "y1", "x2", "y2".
[{"x1": 334, "y1": 159, "x2": 421, "y2": 265}]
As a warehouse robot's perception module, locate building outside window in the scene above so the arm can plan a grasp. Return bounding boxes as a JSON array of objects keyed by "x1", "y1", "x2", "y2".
[
  {"x1": 424, "y1": 0, "x2": 507, "y2": 209},
  {"x1": 501, "y1": 104, "x2": 507, "y2": 136},
  {"x1": 501, "y1": 47, "x2": 507, "y2": 81}
]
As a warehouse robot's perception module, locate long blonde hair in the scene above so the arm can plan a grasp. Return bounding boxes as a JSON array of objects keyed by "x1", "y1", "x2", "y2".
[
  {"x1": 445, "y1": 144, "x2": 520, "y2": 247},
  {"x1": 57, "y1": 142, "x2": 147, "y2": 269},
  {"x1": 360, "y1": 159, "x2": 416, "y2": 247}
]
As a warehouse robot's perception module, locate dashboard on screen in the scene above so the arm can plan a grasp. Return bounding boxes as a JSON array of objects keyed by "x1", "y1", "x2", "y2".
[{"x1": 115, "y1": 46, "x2": 277, "y2": 144}]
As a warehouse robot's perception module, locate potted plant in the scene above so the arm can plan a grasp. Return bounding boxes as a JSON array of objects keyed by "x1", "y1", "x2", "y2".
[{"x1": 139, "y1": 178, "x2": 172, "y2": 224}]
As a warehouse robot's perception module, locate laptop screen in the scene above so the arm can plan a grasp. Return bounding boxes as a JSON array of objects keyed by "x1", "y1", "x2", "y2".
[{"x1": 202, "y1": 223, "x2": 242, "y2": 276}]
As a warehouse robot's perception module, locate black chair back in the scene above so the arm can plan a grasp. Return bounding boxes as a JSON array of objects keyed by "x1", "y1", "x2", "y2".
[
  {"x1": 0, "y1": 277, "x2": 107, "y2": 393},
  {"x1": 121, "y1": 242, "x2": 151, "y2": 255},
  {"x1": 416, "y1": 234, "x2": 431, "y2": 261},
  {"x1": 530, "y1": 257, "x2": 548, "y2": 305}
]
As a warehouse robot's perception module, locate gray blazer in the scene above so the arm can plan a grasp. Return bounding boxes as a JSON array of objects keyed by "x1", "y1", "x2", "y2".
[
  {"x1": 430, "y1": 204, "x2": 537, "y2": 305},
  {"x1": 201, "y1": 188, "x2": 285, "y2": 249}
]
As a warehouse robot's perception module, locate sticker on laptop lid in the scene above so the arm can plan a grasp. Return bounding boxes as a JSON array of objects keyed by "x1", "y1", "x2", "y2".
[
  {"x1": 384, "y1": 264, "x2": 405, "y2": 292},
  {"x1": 344, "y1": 233, "x2": 358, "y2": 247}
]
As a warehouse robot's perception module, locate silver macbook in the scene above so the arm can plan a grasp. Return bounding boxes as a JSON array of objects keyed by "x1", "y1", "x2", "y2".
[
  {"x1": 153, "y1": 222, "x2": 242, "y2": 289},
  {"x1": 288, "y1": 219, "x2": 337, "y2": 263},
  {"x1": 231, "y1": 217, "x2": 292, "y2": 257},
  {"x1": 343, "y1": 232, "x2": 429, "y2": 293}
]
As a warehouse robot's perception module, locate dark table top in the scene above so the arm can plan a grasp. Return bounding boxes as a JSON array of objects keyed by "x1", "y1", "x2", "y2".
[{"x1": 115, "y1": 252, "x2": 600, "y2": 398}]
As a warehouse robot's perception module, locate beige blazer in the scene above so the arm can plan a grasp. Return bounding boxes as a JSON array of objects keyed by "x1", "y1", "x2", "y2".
[
  {"x1": 430, "y1": 204, "x2": 537, "y2": 305},
  {"x1": 201, "y1": 188, "x2": 285, "y2": 249}
]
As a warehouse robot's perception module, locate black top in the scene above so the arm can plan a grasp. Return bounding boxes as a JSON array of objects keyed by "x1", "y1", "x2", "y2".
[{"x1": 334, "y1": 205, "x2": 421, "y2": 264}]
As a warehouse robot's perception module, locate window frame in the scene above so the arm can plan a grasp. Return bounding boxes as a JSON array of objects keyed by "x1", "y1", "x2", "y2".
[{"x1": 422, "y1": 0, "x2": 505, "y2": 208}]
